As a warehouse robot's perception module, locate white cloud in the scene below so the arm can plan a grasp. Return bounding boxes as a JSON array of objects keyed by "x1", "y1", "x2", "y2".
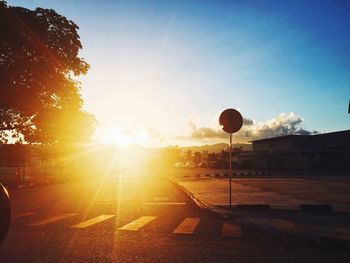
[{"x1": 176, "y1": 112, "x2": 317, "y2": 143}]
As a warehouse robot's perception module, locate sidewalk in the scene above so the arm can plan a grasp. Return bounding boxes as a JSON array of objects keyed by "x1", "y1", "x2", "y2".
[
  {"x1": 174, "y1": 177, "x2": 350, "y2": 212},
  {"x1": 173, "y1": 176, "x2": 350, "y2": 249}
]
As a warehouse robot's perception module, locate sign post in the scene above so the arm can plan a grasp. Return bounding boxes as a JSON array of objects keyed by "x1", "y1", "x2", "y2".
[{"x1": 219, "y1": 109, "x2": 243, "y2": 207}]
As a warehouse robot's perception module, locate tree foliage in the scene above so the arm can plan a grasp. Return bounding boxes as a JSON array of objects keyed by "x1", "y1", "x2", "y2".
[{"x1": 0, "y1": 1, "x2": 95, "y2": 144}]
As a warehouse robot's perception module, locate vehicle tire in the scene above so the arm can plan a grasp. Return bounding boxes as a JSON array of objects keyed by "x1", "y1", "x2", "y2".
[{"x1": 0, "y1": 183, "x2": 11, "y2": 244}]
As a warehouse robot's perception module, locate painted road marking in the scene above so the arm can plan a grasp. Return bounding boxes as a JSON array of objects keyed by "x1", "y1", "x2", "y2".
[
  {"x1": 12, "y1": 212, "x2": 36, "y2": 219},
  {"x1": 143, "y1": 202, "x2": 186, "y2": 205},
  {"x1": 28, "y1": 213, "x2": 77, "y2": 226},
  {"x1": 71, "y1": 215, "x2": 115, "y2": 229},
  {"x1": 222, "y1": 223, "x2": 242, "y2": 238},
  {"x1": 173, "y1": 218, "x2": 201, "y2": 235},
  {"x1": 152, "y1": 197, "x2": 169, "y2": 201},
  {"x1": 118, "y1": 216, "x2": 157, "y2": 231}
]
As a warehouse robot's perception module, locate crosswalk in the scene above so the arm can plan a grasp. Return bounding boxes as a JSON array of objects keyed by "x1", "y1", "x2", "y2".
[
  {"x1": 118, "y1": 216, "x2": 157, "y2": 231},
  {"x1": 173, "y1": 218, "x2": 201, "y2": 234},
  {"x1": 11, "y1": 211, "x2": 350, "y2": 242},
  {"x1": 71, "y1": 215, "x2": 115, "y2": 229},
  {"x1": 12, "y1": 211, "x2": 242, "y2": 238}
]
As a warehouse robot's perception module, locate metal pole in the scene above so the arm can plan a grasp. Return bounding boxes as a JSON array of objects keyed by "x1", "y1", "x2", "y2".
[{"x1": 229, "y1": 133, "x2": 232, "y2": 207}]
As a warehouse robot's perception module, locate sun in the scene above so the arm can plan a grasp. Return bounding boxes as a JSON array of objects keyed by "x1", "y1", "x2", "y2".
[
  {"x1": 99, "y1": 128, "x2": 151, "y2": 147},
  {"x1": 112, "y1": 130, "x2": 134, "y2": 147},
  {"x1": 99, "y1": 129, "x2": 134, "y2": 147}
]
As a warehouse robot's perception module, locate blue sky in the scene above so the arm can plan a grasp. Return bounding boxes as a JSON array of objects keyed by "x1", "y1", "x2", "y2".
[{"x1": 7, "y1": 0, "x2": 350, "y2": 146}]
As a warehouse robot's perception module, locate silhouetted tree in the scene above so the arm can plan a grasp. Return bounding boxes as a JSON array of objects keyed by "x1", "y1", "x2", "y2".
[
  {"x1": 221, "y1": 150, "x2": 229, "y2": 160},
  {"x1": 193, "y1": 151, "x2": 202, "y2": 165},
  {"x1": 208, "y1": 152, "x2": 217, "y2": 162},
  {"x1": 232, "y1": 146, "x2": 243, "y2": 156},
  {"x1": 0, "y1": 1, "x2": 95, "y2": 144}
]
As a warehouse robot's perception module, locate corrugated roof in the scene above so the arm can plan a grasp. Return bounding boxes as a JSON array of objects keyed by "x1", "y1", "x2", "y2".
[{"x1": 249, "y1": 134, "x2": 308, "y2": 143}]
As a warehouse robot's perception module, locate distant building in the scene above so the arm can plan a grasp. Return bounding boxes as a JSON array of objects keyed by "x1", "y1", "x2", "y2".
[{"x1": 241, "y1": 130, "x2": 350, "y2": 170}]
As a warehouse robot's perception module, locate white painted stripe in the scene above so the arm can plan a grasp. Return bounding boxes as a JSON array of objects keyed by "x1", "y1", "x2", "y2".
[
  {"x1": 152, "y1": 197, "x2": 169, "y2": 201},
  {"x1": 222, "y1": 223, "x2": 242, "y2": 238},
  {"x1": 12, "y1": 212, "x2": 36, "y2": 219},
  {"x1": 28, "y1": 213, "x2": 77, "y2": 226},
  {"x1": 143, "y1": 202, "x2": 186, "y2": 205},
  {"x1": 118, "y1": 216, "x2": 157, "y2": 231},
  {"x1": 71, "y1": 215, "x2": 115, "y2": 229},
  {"x1": 173, "y1": 218, "x2": 201, "y2": 235}
]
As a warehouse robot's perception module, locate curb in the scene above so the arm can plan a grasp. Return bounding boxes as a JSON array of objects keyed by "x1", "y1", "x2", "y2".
[
  {"x1": 216, "y1": 204, "x2": 350, "y2": 214},
  {"x1": 171, "y1": 180, "x2": 239, "y2": 219},
  {"x1": 183, "y1": 171, "x2": 272, "y2": 178}
]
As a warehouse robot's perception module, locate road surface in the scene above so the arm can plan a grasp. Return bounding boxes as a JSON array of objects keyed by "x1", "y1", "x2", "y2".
[{"x1": 1, "y1": 170, "x2": 349, "y2": 262}]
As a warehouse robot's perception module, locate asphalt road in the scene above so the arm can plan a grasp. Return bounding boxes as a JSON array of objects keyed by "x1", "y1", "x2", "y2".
[{"x1": 1, "y1": 171, "x2": 350, "y2": 263}]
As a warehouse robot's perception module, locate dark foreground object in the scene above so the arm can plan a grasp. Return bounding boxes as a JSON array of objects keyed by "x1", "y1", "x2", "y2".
[{"x1": 0, "y1": 183, "x2": 11, "y2": 244}]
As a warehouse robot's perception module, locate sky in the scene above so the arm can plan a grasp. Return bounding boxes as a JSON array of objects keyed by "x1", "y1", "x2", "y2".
[{"x1": 7, "y1": 0, "x2": 350, "y2": 147}]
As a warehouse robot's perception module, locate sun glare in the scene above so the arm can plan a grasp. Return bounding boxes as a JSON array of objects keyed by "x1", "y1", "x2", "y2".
[
  {"x1": 100, "y1": 129, "x2": 151, "y2": 147},
  {"x1": 99, "y1": 129, "x2": 133, "y2": 147},
  {"x1": 113, "y1": 130, "x2": 135, "y2": 147}
]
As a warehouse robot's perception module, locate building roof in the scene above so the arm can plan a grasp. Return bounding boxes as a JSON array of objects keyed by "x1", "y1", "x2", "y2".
[
  {"x1": 249, "y1": 134, "x2": 308, "y2": 143},
  {"x1": 250, "y1": 129, "x2": 350, "y2": 143}
]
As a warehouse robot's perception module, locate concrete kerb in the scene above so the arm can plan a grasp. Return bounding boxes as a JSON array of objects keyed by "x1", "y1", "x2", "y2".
[
  {"x1": 180, "y1": 171, "x2": 273, "y2": 178},
  {"x1": 217, "y1": 204, "x2": 350, "y2": 214},
  {"x1": 171, "y1": 179, "x2": 240, "y2": 220}
]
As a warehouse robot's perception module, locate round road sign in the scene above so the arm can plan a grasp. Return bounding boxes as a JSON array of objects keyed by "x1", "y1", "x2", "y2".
[{"x1": 219, "y1": 108, "x2": 243, "y2": 133}]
